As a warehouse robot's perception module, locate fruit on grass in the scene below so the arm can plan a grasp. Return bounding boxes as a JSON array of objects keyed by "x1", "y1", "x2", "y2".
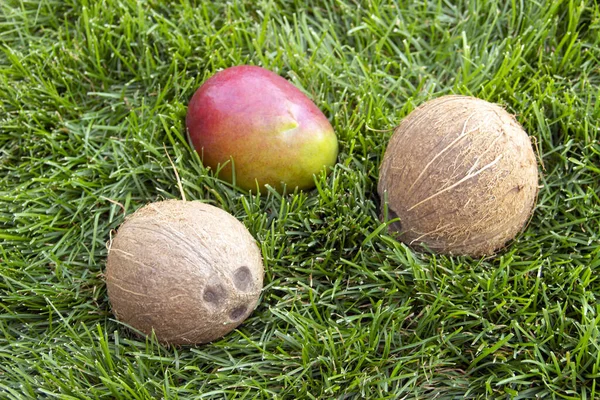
[
  {"x1": 105, "y1": 200, "x2": 264, "y2": 345},
  {"x1": 186, "y1": 65, "x2": 338, "y2": 193},
  {"x1": 378, "y1": 95, "x2": 538, "y2": 256}
]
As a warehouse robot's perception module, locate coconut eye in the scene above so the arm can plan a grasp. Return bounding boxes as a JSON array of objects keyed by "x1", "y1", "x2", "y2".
[
  {"x1": 233, "y1": 266, "x2": 252, "y2": 291},
  {"x1": 229, "y1": 305, "x2": 247, "y2": 321},
  {"x1": 203, "y1": 284, "x2": 226, "y2": 306}
]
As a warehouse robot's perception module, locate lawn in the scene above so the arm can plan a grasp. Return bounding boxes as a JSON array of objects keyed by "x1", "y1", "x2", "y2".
[{"x1": 1, "y1": 0, "x2": 600, "y2": 398}]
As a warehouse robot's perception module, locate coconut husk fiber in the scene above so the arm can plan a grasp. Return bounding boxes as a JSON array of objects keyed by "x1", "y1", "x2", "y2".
[
  {"x1": 105, "y1": 200, "x2": 264, "y2": 345},
  {"x1": 378, "y1": 95, "x2": 539, "y2": 257}
]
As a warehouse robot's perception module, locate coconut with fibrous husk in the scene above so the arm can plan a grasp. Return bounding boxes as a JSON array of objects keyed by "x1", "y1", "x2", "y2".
[
  {"x1": 378, "y1": 95, "x2": 538, "y2": 257},
  {"x1": 105, "y1": 200, "x2": 264, "y2": 345}
]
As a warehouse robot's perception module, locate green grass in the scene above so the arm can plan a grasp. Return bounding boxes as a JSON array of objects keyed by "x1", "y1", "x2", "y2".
[{"x1": 1, "y1": 0, "x2": 599, "y2": 398}]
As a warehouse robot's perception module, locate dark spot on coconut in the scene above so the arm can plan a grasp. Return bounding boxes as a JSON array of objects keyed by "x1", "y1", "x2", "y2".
[
  {"x1": 387, "y1": 209, "x2": 402, "y2": 232},
  {"x1": 203, "y1": 284, "x2": 225, "y2": 305},
  {"x1": 508, "y1": 184, "x2": 524, "y2": 195},
  {"x1": 229, "y1": 305, "x2": 247, "y2": 321},
  {"x1": 233, "y1": 266, "x2": 252, "y2": 291}
]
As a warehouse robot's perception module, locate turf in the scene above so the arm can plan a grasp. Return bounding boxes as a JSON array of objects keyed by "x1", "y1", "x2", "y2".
[{"x1": 1, "y1": 0, "x2": 599, "y2": 398}]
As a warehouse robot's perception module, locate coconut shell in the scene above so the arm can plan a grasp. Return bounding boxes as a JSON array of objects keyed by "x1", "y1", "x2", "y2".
[
  {"x1": 378, "y1": 95, "x2": 538, "y2": 256},
  {"x1": 105, "y1": 200, "x2": 264, "y2": 345}
]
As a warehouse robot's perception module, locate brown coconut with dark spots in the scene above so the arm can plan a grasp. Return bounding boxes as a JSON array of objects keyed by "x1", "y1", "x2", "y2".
[
  {"x1": 378, "y1": 95, "x2": 538, "y2": 257},
  {"x1": 105, "y1": 200, "x2": 264, "y2": 345}
]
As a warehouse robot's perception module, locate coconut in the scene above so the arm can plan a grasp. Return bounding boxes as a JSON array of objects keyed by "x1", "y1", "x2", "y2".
[
  {"x1": 105, "y1": 200, "x2": 264, "y2": 345},
  {"x1": 378, "y1": 95, "x2": 538, "y2": 256}
]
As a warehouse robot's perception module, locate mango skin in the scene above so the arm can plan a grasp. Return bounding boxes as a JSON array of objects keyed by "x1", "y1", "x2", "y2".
[{"x1": 186, "y1": 65, "x2": 338, "y2": 193}]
